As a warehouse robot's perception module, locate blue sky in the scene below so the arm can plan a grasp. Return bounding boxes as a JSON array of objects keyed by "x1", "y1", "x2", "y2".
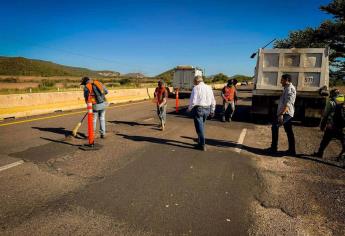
[{"x1": 0, "y1": 0, "x2": 332, "y2": 76}]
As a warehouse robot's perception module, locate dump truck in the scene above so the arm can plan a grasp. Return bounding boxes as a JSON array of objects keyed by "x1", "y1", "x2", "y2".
[
  {"x1": 172, "y1": 65, "x2": 203, "y2": 91},
  {"x1": 252, "y1": 48, "x2": 329, "y2": 122}
]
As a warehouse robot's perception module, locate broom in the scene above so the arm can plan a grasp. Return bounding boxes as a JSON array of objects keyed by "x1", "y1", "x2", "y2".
[{"x1": 72, "y1": 112, "x2": 88, "y2": 137}]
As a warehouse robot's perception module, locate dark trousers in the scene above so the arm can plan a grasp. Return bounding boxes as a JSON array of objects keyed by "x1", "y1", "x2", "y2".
[
  {"x1": 317, "y1": 128, "x2": 345, "y2": 157},
  {"x1": 192, "y1": 106, "x2": 210, "y2": 147},
  {"x1": 271, "y1": 114, "x2": 295, "y2": 152}
]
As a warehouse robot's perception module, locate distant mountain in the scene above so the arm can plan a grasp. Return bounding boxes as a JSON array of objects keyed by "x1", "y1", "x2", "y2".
[
  {"x1": 0, "y1": 56, "x2": 120, "y2": 77},
  {"x1": 97, "y1": 70, "x2": 120, "y2": 77},
  {"x1": 122, "y1": 73, "x2": 145, "y2": 78}
]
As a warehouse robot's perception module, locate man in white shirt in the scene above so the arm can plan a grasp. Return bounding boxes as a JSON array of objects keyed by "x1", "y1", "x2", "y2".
[
  {"x1": 266, "y1": 74, "x2": 296, "y2": 156},
  {"x1": 188, "y1": 76, "x2": 216, "y2": 151}
]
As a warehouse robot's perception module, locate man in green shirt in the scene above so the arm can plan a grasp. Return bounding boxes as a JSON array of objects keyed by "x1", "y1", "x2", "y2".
[{"x1": 314, "y1": 89, "x2": 345, "y2": 161}]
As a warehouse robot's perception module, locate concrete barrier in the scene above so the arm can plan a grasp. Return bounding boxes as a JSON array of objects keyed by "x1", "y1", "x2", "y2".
[
  {"x1": 0, "y1": 87, "x2": 159, "y2": 120},
  {"x1": 0, "y1": 85, "x2": 214, "y2": 120}
]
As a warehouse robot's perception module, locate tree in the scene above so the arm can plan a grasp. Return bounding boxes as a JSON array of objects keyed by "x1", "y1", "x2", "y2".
[
  {"x1": 274, "y1": 0, "x2": 345, "y2": 81},
  {"x1": 212, "y1": 73, "x2": 228, "y2": 83}
]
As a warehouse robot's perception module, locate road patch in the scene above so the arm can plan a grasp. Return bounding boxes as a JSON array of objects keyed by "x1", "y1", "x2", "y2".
[{"x1": 9, "y1": 138, "x2": 78, "y2": 163}]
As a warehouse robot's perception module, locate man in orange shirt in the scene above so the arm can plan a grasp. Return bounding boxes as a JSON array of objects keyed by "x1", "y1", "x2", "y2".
[
  {"x1": 221, "y1": 79, "x2": 237, "y2": 122},
  {"x1": 154, "y1": 80, "x2": 168, "y2": 131}
]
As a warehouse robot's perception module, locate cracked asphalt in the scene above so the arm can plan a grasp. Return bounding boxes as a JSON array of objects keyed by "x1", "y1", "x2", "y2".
[{"x1": 0, "y1": 88, "x2": 344, "y2": 235}]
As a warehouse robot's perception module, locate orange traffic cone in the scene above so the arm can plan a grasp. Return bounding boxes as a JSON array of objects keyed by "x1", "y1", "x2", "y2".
[
  {"x1": 80, "y1": 99, "x2": 102, "y2": 151},
  {"x1": 175, "y1": 89, "x2": 179, "y2": 113}
]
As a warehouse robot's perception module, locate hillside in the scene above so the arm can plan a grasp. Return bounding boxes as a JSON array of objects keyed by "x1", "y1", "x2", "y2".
[
  {"x1": 0, "y1": 56, "x2": 120, "y2": 77},
  {"x1": 123, "y1": 73, "x2": 145, "y2": 78},
  {"x1": 155, "y1": 68, "x2": 174, "y2": 83},
  {"x1": 230, "y1": 74, "x2": 253, "y2": 81}
]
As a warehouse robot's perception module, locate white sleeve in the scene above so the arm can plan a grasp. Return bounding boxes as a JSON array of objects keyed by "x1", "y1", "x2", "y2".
[
  {"x1": 209, "y1": 87, "x2": 216, "y2": 112},
  {"x1": 188, "y1": 87, "x2": 196, "y2": 111}
]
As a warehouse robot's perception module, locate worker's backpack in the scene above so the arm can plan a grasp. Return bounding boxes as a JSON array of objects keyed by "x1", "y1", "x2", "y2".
[
  {"x1": 333, "y1": 99, "x2": 345, "y2": 129},
  {"x1": 92, "y1": 83, "x2": 105, "y2": 104}
]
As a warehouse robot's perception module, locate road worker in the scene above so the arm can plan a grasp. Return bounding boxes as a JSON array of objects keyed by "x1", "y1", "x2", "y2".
[
  {"x1": 154, "y1": 80, "x2": 168, "y2": 131},
  {"x1": 221, "y1": 79, "x2": 238, "y2": 122},
  {"x1": 81, "y1": 77, "x2": 108, "y2": 139},
  {"x1": 265, "y1": 74, "x2": 296, "y2": 156},
  {"x1": 314, "y1": 89, "x2": 345, "y2": 161},
  {"x1": 188, "y1": 75, "x2": 216, "y2": 151}
]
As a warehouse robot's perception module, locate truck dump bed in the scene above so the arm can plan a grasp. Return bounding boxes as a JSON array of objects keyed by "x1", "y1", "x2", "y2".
[
  {"x1": 172, "y1": 66, "x2": 203, "y2": 91},
  {"x1": 254, "y1": 48, "x2": 329, "y2": 95},
  {"x1": 252, "y1": 48, "x2": 329, "y2": 120}
]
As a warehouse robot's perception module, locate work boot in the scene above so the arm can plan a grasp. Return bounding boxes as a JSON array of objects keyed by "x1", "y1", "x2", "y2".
[
  {"x1": 264, "y1": 147, "x2": 278, "y2": 155},
  {"x1": 336, "y1": 153, "x2": 345, "y2": 162},
  {"x1": 284, "y1": 149, "x2": 296, "y2": 157},
  {"x1": 194, "y1": 144, "x2": 203, "y2": 150},
  {"x1": 202, "y1": 145, "x2": 207, "y2": 151},
  {"x1": 312, "y1": 151, "x2": 323, "y2": 158}
]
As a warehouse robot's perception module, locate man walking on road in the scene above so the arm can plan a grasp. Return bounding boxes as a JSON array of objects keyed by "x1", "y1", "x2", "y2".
[
  {"x1": 188, "y1": 76, "x2": 216, "y2": 151},
  {"x1": 154, "y1": 80, "x2": 168, "y2": 131},
  {"x1": 314, "y1": 89, "x2": 345, "y2": 161},
  {"x1": 266, "y1": 74, "x2": 296, "y2": 156},
  {"x1": 81, "y1": 76, "x2": 108, "y2": 139},
  {"x1": 221, "y1": 79, "x2": 238, "y2": 122}
]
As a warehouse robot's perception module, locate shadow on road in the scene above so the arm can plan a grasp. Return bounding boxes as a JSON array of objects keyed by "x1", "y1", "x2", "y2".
[
  {"x1": 117, "y1": 133, "x2": 195, "y2": 149},
  {"x1": 109, "y1": 120, "x2": 156, "y2": 127},
  {"x1": 32, "y1": 127, "x2": 86, "y2": 139},
  {"x1": 32, "y1": 126, "x2": 72, "y2": 136},
  {"x1": 181, "y1": 136, "x2": 286, "y2": 157},
  {"x1": 167, "y1": 104, "x2": 257, "y2": 124},
  {"x1": 296, "y1": 155, "x2": 345, "y2": 169}
]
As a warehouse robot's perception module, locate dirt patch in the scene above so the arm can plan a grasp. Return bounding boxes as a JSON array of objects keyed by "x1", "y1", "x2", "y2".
[
  {"x1": 0, "y1": 82, "x2": 39, "y2": 89},
  {"x1": 244, "y1": 125, "x2": 345, "y2": 235},
  {"x1": 0, "y1": 205, "x2": 154, "y2": 236},
  {"x1": 0, "y1": 162, "x2": 82, "y2": 229}
]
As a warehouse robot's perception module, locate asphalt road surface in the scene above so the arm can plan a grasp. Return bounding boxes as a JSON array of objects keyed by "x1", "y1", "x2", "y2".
[{"x1": 0, "y1": 88, "x2": 344, "y2": 235}]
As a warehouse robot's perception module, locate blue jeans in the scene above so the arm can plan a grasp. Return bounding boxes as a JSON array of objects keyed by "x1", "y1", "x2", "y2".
[
  {"x1": 192, "y1": 106, "x2": 210, "y2": 146},
  {"x1": 157, "y1": 104, "x2": 167, "y2": 124},
  {"x1": 93, "y1": 109, "x2": 106, "y2": 135}
]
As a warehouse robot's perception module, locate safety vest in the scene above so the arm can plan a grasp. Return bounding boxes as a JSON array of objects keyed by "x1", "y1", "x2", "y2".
[
  {"x1": 155, "y1": 86, "x2": 167, "y2": 104},
  {"x1": 86, "y1": 80, "x2": 105, "y2": 104},
  {"x1": 223, "y1": 86, "x2": 236, "y2": 101}
]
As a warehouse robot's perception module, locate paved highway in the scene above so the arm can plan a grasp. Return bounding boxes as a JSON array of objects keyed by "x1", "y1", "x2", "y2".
[{"x1": 0, "y1": 89, "x2": 344, "y2": 235}]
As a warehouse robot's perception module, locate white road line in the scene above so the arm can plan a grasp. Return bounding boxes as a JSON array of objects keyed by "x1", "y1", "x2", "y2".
[
  {"x1": 234, "y1": 128, "x2": 247, "y2": 153},
  {"x1": 0, "y1": 160, "x2": 24, "y2": 172}
]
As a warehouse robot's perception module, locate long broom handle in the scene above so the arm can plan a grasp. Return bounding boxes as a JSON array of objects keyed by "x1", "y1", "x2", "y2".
[{"x1": 80, "y1": 112, "x2": 88, "y2": 123}]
